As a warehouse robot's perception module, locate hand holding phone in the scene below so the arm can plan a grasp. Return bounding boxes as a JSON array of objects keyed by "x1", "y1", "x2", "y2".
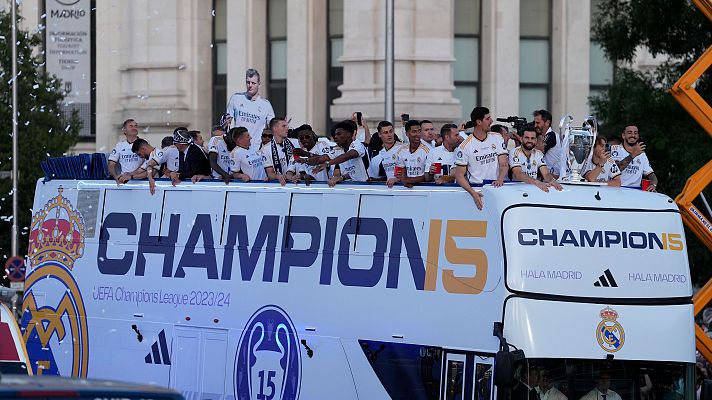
[
  {"x1": 356, "y1": 112, "x2": 363, "y2": 126},
  {"x1": 401, "y1": 113, "x2": 410, "y2": 122}
]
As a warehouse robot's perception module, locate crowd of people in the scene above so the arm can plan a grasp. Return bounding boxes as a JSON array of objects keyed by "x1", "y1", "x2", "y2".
[{"x1": 108, "y1": 68, "x2": 659, "y2": 210}]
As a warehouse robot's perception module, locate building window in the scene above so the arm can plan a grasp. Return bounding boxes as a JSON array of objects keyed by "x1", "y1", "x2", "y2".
[
  {"x1": 327, "y1": 0, "x2": 344, "y2": 128},
  {"x1": 453, "y1": 0, "x2": 481, "y2": 122},
  {"x1": 268, "y1": 0, "x2": 287, "y2": 118},
  {"x1": 589, "y1": 0, "x2": 614, "y2": 107},
  {"x1": 212, "y1": 0, "x2": 227, "y2": 124},
  {"x1": 519, "y1": 0, "x2": 551, "y2": 116}
]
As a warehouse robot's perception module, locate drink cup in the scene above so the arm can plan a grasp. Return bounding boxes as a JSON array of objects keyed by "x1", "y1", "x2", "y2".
[
  {"x1": 641, "y1": 179, "x2": 650, "y2": 191},
  {"x1": 433, "y1": 162, "x2": 442, "y2": 175},
  {"x1": 394, "y1": 165, "x2": 405, "y2": 178}
]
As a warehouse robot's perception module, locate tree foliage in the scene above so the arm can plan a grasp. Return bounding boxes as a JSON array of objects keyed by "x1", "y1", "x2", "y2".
[
  {"x1": 0, "y1": 10, "x2": 80, "y2": 272},
  {"x1": 591, "y1": 0, "x2": 712, "y2": 284}
]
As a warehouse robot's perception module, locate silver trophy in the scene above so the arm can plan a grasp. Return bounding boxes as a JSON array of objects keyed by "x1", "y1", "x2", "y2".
[{"x1": 558, "y1": 115, "x2": 597, "y2": 182}]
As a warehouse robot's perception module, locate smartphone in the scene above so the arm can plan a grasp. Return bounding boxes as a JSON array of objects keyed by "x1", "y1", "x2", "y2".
[
  {"x1": 401, "y1": 113, "x2": 410, "y2": 122},
  {"x1": 605, "y1": 143, "x2": 611, "y2": 153},
  {"x1": 356, "y1": 112, "x2": 363, "y2": 126}
]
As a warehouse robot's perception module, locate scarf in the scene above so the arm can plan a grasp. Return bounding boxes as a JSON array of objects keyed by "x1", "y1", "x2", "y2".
[{"x1": 270, "y1": 137, "x2": 295, "y2": 174}]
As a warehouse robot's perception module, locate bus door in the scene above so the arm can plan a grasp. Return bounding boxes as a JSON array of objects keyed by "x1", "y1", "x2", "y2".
[{"x1": 441, "y1": 352, "x2": 494, "y2": 400}]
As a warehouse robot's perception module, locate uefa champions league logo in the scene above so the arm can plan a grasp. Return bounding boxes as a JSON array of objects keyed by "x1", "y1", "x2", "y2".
[{"x1": 234, "y1": 305, "x2": 301, "y2": 400}]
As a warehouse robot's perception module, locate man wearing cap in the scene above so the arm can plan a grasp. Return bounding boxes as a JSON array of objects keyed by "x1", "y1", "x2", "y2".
[
  {"x1": 208, "y1": 123, "x2": 237, "y2": 184},
  {"x1": 226, "y1": 68, "x2": 275, "y2": 150},
  {"x1": 108, "y1": 119, "x2": 146, "y2": 184},
  {"x1": 169, "y1": 127, "x2": 212, "y2": 185}
]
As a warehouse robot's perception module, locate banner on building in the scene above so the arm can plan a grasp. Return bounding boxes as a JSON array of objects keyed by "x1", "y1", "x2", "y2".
[{"x1": 45, "y1": 0, "x2": 92, "y2": 136}]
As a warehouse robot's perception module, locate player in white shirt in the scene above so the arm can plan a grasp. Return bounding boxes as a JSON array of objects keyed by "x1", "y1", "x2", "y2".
[
  {"x1": 454, "y1": 107, "x2": 509, "y2": 209},
  {"x1": 425, "y1": 123, "x2": 463, "y2": 184},
  {"x1": 207, "y1": 127, "x2": 236, "y2": 183},
  {"x1": 536, "y1": 369, "x2": 568, "y2": 400},
  {"x1": 610, "y1": 125, "x2": 658, "y2": 190},
  {"x1": 263, "y1": 117, "x2": 300, "y2": 186},
  {"x1": 419, "y1": 120, "x2": 437, "y2": 150},
  {"x1": 230, "y1": 127, "x2": 267, "y2": 182},
  {"x1": 534, "y1": 109, "x2": 566, "y2": 178},
  {"x1": 394, "y1": 120, "x2": 430, "y2": 188},
  {"x1": 581, "y1": 136, "x2": 621, "y2": 186},
  {"x1": 305, "y1": 120, "x2": 369, "y2": 186},
  {"x1": 131, "y1": 138, "x2": 175, "y2": 195},
  {"x1": 108, "y1": 119, "x2": 145, "y2": 184},
  {"x1": 287, "y1": 125, "x2": 332, "y2": 183},
  {"x1": 508, "y1": 129, "x2": 562, "y2": 192},
  {"x1": 368, "y1": 121, "x2": 402, "y2": 187},
  {"x1": 225, "y1": 68, "x2": 276, "y2": 150}
]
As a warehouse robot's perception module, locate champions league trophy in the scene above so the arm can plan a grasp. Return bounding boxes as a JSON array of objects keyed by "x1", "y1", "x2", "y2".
[{"x1": 558, "y1": 115, "x2": 598, "y2": 182}]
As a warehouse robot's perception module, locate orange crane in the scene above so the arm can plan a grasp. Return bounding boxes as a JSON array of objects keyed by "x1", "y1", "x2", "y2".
[{"x1": 671, "y1": 0, "x2": 712, "y2": 363}]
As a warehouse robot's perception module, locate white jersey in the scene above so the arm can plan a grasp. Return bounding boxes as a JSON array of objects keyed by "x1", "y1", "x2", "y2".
[
  {"x1": 108, "y1": 139, "x2": 144, "y2": 174},
  {"x1": 330, "y1": 141, "x2": 369, "y2": 182},
  {"x1": 262, "y1": 138, "x2": 301, "y2": 175},
  {"x1": 395, "y1": 143, "x2": 430, "y2": 177},
  {"x1": 368, "y1": 144, "x2": 401, "y2": 180},
  {"x1": 454, "y1": 132, "x2": 507, "y2": 183},
  {"x1": 508, "y1": 146, "x2": 547, "y2": 180},
  {"x1": 543, "y1": 128, "x2": 564, "y2": 177},
  {"x1": 207, "y1": 136, "x2": 234, "y2": 178},
  {"x1": 141, "y1": 146, "x2": 179, "y2": 174},
  {"x1": 425, "y1": 145, "x2": 457, "y2": 176},
  {"x1": 610, "y1": 144, "x2": 654, "y2": 187},
  {"x1": 231, "y1": 146, "x2": 267, "y2": 181},
  {"x1": 288, "y1": 141, "x2": 332, "y2": 181},
  {"x1": 225, "y1": 92, "x2": 275, "y2": 150},
  {"x1": 581, "y1": 156, "x2": 622, "y2": 183},
  {"x1": 580, "y1": 389, "x2": 622, "y2": 400}
]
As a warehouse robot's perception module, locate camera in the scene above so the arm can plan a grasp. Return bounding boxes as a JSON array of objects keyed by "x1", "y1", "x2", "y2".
[
  {"x1": 463, "y1": 121, "x2": 474, "y2": 129},
  {"x1": 496, "y1": 116, "x2": 534, "y2": 136}
]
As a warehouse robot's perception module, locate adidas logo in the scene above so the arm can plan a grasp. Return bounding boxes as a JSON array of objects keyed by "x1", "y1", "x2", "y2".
[
  {"x1": 593, "y1": 269, "x2": 618, "y2": 288},
  {"x1": 144, "y1": 329, "x2": 171, "y2": 365}
]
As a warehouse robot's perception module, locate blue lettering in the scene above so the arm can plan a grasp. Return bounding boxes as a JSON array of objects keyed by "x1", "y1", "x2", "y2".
[
  {"x1": 278, "y1": 216, "x2": 321, "y2": 282},
  {"x1": 319, "y1": 217, "x2": 339, "y2": 285},
  {"x1": 538, "y1": 229, "x2": 558, "y2": 246},
  {"x1": 136, "y1": 213, "x2": 178, "y2": 277},
  {"x1": 174, "y1": 214, "x2": 218, "y2": 279},
  {"x1": 580, "y1": 230, "x2": 602, "y2": 247},
  {"x1": 387, "y1": 219, "x2": 425, "y2": 290},
  {"x1": 558, "y1": 229, "x2": 579, "y2": 247},
  {"x1": 337, "y1": 217, "x2": 387, "y2": 287},
  {"x1": 518, "y1": 229, "x2": 537, "y2": 245},
  {"x1": 629, "y1": 231, "x2": 648, "y2": 249},
  {"x1": 98, "y1": 212, "x2": 135, "y2": 275},
  {"x1": 233, "y1": 215, "x2": 279, "y2": 282},
  {"x1": 604, "y1": 231, "x2": 621, "y2": 247},
  {"x1": 648, "y1": 232, "x2": 663, "y2": 250}
]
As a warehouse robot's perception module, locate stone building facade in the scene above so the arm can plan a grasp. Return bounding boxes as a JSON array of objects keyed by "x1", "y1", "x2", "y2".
[{"x1": 13, "y1": 0, "x2": 662, "y2": 151}]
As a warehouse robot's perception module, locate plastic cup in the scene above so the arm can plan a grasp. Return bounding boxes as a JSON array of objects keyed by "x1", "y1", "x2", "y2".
[
  {"x1": 641, "y1": 179, "x2": 650, "y2": 191},
  {"x1": 394, "y1": 165, "x2": 405, "y2": 178},
  {"x1": 433, "y1": 162, "x2": 442, "y2": 175}
]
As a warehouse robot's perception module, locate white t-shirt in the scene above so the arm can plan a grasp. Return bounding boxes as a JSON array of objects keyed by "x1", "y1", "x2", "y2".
[
  {"x1": 141, "y1": 146, "x2": 179, "y2": 174},
  {"x1": 231, "y1": 146, "x2": 267, "y2": 181},
  {"x1": 610, "y1": 145, "x2": 654, "y2": 187},
  {"x1": 509, "y1": 146, "x2": 547, "y2": 180},
  {"x1": 368, "y1": 143, "x2": 401, "y2": 179},
  {"x1": 581, "y1": 157, "x2": 622, "y2": 183},
  {"x1": 395, "y1": 143, "x2": 430, "y2": 177},
  {"x1": 207, "y1": 136, "x2": 234, "y2": 178},
  {"x1": 543, "y1": 127, "x2": 565, "y2": 177},
  {"x1": 580, "y1": 388, "x2": 622, "y2": 400},
  {"x1": 454, "y1": 132, "x2": 508, "y2": 183},
  {"x1": 288, "y1": 141, "x2": 332, "y2": 181},
  {"x1": 225, "y1": 92, "x2": 275, "y2": 150},
  {"x1": 330, "y1": 141, "x2": 369, "y2": 182},
  {"x1": 109, "y1": 139, "x2": 144, "y2": 174},
  {"x1": 425, "y1": 145, "x2": 457, "y2": 176},
  {"x1": 262, "y1": 138, "x2": 301, "y2": 175}
]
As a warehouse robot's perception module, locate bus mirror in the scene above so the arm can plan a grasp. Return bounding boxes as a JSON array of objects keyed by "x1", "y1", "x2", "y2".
[{"x1": 494, "y1": 349, "x2": 525, "y2": 388}]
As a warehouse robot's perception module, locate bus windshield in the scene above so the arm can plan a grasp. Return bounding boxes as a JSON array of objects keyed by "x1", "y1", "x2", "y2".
[{"x1": 502, "y1": 358, "x2": 694, "y2": 400}]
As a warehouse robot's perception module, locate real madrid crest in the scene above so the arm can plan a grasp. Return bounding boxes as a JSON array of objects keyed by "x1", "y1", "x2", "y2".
[{"x1": 596, "y1": 306, "x2": 625, "y2": 353}]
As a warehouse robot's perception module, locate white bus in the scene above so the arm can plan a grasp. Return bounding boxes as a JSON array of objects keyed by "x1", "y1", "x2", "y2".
[{"x1": 22, "y1": 179, "x2": 694, "y2": 400}]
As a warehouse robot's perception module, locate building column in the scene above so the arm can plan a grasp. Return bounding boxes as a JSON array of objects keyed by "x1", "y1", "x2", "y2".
[
  {"x1": 552, "y1": 0, "x2": 590, "y2": 122},
  {"x1": 226, "y1": 0, "x2": 267, "y2": 103},
  {"x1": 480, "y1": 0, "x2": 519, "y2": 119},
  {"x1": 287, "y1": 0, "x2": 327, "y2": 135},
  {"x1": 331, "y1": 0, "x2": 460, "y2": 126},
  {"x1": 97, "y1": 0, "x2": 213, "y2": 148}
]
